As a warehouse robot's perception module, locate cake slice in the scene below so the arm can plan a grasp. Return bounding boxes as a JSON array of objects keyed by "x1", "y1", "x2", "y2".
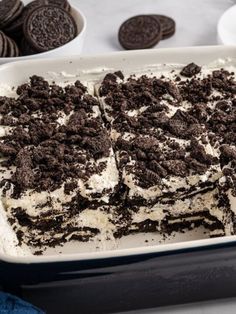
[{"x1": 0, "y1": 76, "x2": 120, "y2": 250}]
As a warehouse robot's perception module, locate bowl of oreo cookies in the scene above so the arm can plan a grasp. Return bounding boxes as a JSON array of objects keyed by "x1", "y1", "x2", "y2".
[{"x1": 0, "y1": 0, "x2": 86, "y2": 63}]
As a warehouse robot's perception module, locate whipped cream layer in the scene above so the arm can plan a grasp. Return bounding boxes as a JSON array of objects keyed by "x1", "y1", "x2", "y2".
[{"x1": 130, "y1": 187, "x2": 234, "y2": 237}]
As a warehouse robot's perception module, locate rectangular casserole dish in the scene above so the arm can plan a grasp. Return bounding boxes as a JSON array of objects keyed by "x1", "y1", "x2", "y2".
[{"x1": 0, "y1": 45, "x2": 236, "y2": 313}]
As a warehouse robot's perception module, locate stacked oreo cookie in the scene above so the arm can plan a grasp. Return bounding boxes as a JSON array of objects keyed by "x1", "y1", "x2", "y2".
[
  {"x1": 118, "y1": 14, "x2": 176, "y2": 50},
  {"x1": 0, "y1": 0, "x2": 77, "y2": 57},
  {"x1": 0, "y1": 31, "x2": 19, "y2": 57}
]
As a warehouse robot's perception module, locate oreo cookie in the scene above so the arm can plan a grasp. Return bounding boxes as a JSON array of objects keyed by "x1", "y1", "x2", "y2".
[
  {"x1": 152, "y1": 15, "x2": 175, "y2": 39},
  {"x1": 4, "y1": 13, "x2": 23, "y2": 35},
  {"x1": 48, "y1": 0, "x2": 71, "y2": 11},
  {"x1": 0, "y1": 0, "x2": 23, "y2": 29},
  {"x1": 5, "y1": 35, "x2": 15, "y2": 57},
  {"x1": 0, "y1": 31, "x2": 20, "y2": 57},
  {"x1": 11, "y1": 37, "x2": 20, "y2": 57},
  {"x1": 118, "y1": 15, "x2": 162, "y2": 50},
  {"x1": 63, "y1": 1, "x2": 71, "y2": 12},
  {"x1": 4, "y1": 0, "x2": 48, "y2": 41},
  {"x1": 25, "y1": 0, "x2": 48, "y2": 11},
  {"x1": 3, "y1": 0, "x2": 72, "y2": 46},
  {"x1": 21, "y1": 37, "x2": 37, "y2": 56},
  {"x1": 23, "y1": 5, "x2": 77, "y2": 53},
  {"x1": 0, "y1": 31, "x2": 8, "y2": 57},
  {"x1": 6, "y1": 35, "x2": 20, "y2": 57}
]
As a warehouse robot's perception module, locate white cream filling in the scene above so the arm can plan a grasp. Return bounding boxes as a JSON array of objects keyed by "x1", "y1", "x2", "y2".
[
  {"x1": 78, "y1": 151, "x2": 119, "y2": 203},
  {"x1": 131, "y1": 206, "x2": 166, "y2": 224},
  {"x1": 76, "y1": 208, "x2": 115, "y2": 234},
  {"x1": 130, "y1": 189, "x2": 234, "y2": 235},
  {"x1": 123, "y1": 164, "x2": 221, "y2": 201}
]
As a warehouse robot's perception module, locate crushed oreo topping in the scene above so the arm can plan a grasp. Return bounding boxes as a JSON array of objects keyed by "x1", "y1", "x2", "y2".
[
  {"x1": 99, "y1": 66, "x2": 235, "y2": 195},
  {"x1": 0, "y1": 75, "x2": 112, "y2": 196},
  {"x1": 180, "y1": 62, "x2": 201, "y2": 77}
]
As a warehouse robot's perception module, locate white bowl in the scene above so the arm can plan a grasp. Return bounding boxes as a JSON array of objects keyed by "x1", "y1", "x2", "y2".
[
  {"x1": 0, "y1": 1, "x2": 86, "y2": 65},
  {"x1": 217, "y1": 4, "x2": 236, "y2": 45}
]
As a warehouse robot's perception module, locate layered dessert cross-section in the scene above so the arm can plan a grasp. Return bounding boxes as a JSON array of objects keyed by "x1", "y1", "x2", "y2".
[{"x1": 0, "y1": 76, "x2": 119, "y2": 248}]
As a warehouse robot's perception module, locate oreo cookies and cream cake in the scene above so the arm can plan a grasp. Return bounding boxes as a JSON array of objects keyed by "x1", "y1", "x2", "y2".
[
  {"x1": 0, "y1": 76, "x2": 119, "y2": 250},
  {"x1": 0, "y1": 60, "x2": 235, "y2": 255}
]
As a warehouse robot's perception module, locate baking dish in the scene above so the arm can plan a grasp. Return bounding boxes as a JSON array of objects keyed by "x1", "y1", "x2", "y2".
[{"x1": 0, "y1": 45, "x2": 236, "y2": 313}]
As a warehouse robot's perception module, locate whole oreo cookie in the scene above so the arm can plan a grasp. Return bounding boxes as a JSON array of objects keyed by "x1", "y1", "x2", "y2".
[
  {"x1": 4, "y1": 0, "x2": 71, "y2": 43},
  {"x1": 23, "y1": 5, "x2": 77, "y2": 53},
  {"x1": 152, "y1": 15, "x2": 175, "y2": 39},
  {"x1": 0, "y1": 0, "x2": 23, "y2": 29},
  {"x1": 118, "y1": 15, "x2": 162, "y2": 50}
]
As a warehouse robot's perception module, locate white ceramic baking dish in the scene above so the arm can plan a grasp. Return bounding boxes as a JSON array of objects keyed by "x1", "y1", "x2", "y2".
[{"x1": 0, "y1": 45, "x2": 235, "y2": 264}]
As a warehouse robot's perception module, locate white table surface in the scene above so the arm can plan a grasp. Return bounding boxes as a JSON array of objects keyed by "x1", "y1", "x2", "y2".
[
  {"x1": 71, "y1": 0, "x2": 236, "y2": 313},
  {"x1": 71, "y1": 0, "x2": 235, "y2": 55}
]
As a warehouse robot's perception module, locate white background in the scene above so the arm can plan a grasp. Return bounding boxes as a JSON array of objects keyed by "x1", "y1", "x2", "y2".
[{"x1": 70, "y1": 0, "x2": 236, "y2": 313}]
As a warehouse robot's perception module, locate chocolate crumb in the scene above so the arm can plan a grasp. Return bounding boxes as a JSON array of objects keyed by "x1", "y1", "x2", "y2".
[{"x1": 180, "y1": 63, "x2": 201, "y2": 77}]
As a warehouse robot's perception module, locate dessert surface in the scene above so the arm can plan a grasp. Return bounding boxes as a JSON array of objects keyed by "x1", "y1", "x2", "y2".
[{"x1": 0, "y1": 60, "x2": 235, "y2": 255}]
